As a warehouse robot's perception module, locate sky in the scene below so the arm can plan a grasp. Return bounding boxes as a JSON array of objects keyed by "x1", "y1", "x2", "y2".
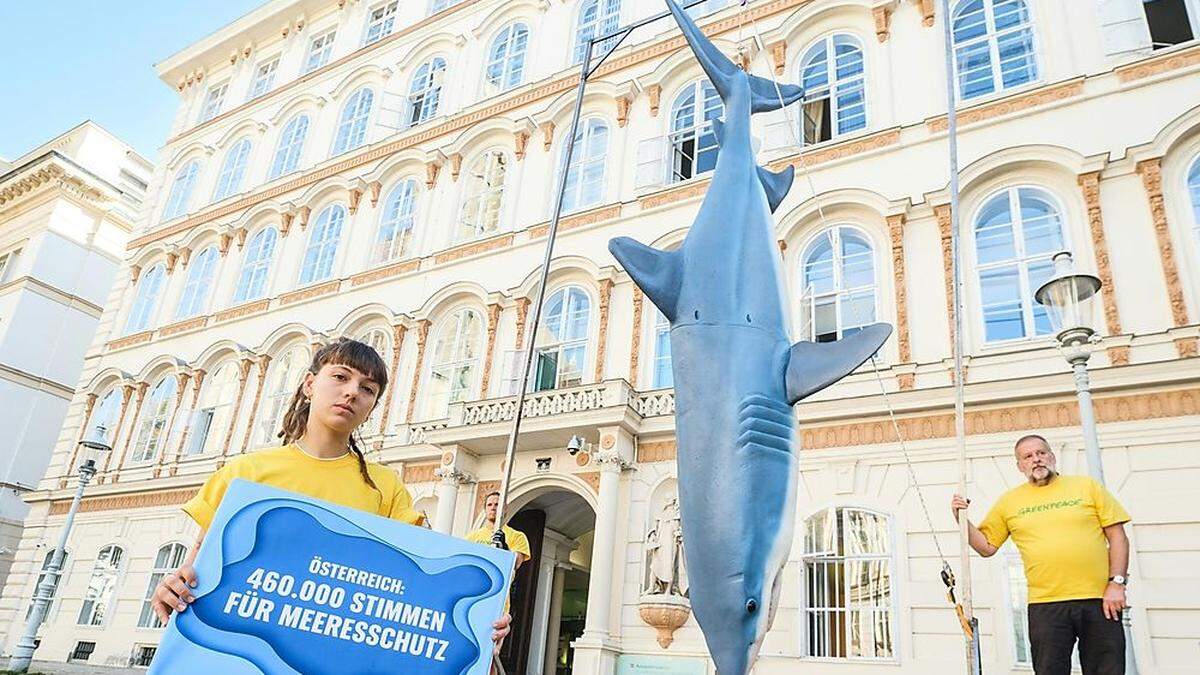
[{"x1": 0, "y1": 1, "x2": 266, "y2": 162}]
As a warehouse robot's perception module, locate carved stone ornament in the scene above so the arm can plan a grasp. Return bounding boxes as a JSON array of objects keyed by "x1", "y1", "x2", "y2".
[{"x1": 638, "y1": 594, "x2": 691, "y2": 649}]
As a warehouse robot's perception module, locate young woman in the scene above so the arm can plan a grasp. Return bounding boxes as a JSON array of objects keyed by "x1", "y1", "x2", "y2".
[{"x1": 151, "y1": 338, "x2": 510, "y2": 645}]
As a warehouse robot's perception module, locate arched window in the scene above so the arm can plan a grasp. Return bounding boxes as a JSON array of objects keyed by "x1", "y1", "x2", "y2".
[
  {"x1": 687, "y1": 0, "x2": 731, "y2": 18},
  {"x1": 174, "y1": 245, "x2": 220, "y2": 319},
  {"x1": 162, "y1": 160, "x2": 200, "y2": 221},
  {"x1": 952, "y1": 0, "x2": 1038, "y2": 100},
  {"x1": 427, "y1": 309, "x2": 483, "y2": 418},
  {"x1": 669, "y1": 80, "x2": 723, "y2": 183},
  {"x1": 299, "y1": 205, "x2": 346, "y2": 285},
  {"x1": 357, "y1": 328, "x2": 392, "y2": 436},
  {"x1": 457, "y1": 151, "x2": 508, "y2": 242},
  {"x1": 77, "y1": 545, "x2": 125, "y2": 626},
  {"x1": 137, "y1": 543, "x2": 187, "y2": 628},
  {"x1": 363, "y1": 1, "x2": 399, "y2": 45},
  {"x1": 212, "y1": 138, "x2": 253, "y2": 201},
  {"x1": 183, "y1": 361, "x2": 240, "y2": 457},
  {"x1": 233, "y1": 227, "x2": 278, "y2": 303},
  {"x1": 974, "y1": 186, "x2": 1065, "y2": 342},
  {"x1": 124, "y1": 263, "x2": 166, "y2": 334},
  {"x1": 560, "y1": 118, "x2": 609, "y2": 213},
  {"x1": 130, "y1": 375, "x2": 178, "y2": 464},
  {"x1": 270, "y1": 114, "x2": 309, "y2": 179},
  {"x1": 407, "y1": 58, "x2": 446, "y2": 127},
  {"x1": 332, "y1": 88, "x2": 375, "y2": 155},
  {"x1": 1188, "y1": 156, "x2": 1200, "y2": 244},
  {"x1": 652, "y1": 309, "x2": 673, "y2": 388},
  {"x1": 25, "y1": 548, "x2": 68, "y2": 625},
  {"x1": 802, "y1": 507, "x2": 894, "y2": 659},
  {"x1": 374, "y1": 180, "x2": 419, "y2": 264},
  {"x1": 483, "y1": 23, "x2": 529, "y2": 96},
  {"x1": 83, "y1": 389, "x2": 123, "y2": 466},
  {"x1": 798, "y1": 35, "x2": 866, "y2": 145},
  {"x1": 800, "y1": 227, "x2": 877, "y2": 343},
  {"x1": 429, "y1": 0, "x2": 461, "y2": 13},
  {"x1": 258, "y1": 345, "x2": 309, "y2": 444},
  {"x1": 534, "y1": 287, "x2": 591, "y2": 391},
  {"x1": 574, "y1": 0, "x2": 621, "y2": 64}
]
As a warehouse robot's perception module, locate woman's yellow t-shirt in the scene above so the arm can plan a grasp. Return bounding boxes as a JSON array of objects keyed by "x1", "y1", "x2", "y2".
[{"x1": 183, "y1": 445, "x2": 423, "y2": 531}]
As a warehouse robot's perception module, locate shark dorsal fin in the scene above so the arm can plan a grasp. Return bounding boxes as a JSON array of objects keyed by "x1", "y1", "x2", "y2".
[
  {"x1": 784, "y1": 323, "x2": 893, "y2": 405},
  {"x1": 608, "y1": 237, "x2": 682, "y2": 321},
  {"x1": 664, "y1": 0, "x2": 804, "y2": 113},
  {"x1": 757, "y1": 164, "x2": 794, "y2": 213},
  {"x1": 712, "y1": 118, "x2": 725, "y2": 146}
]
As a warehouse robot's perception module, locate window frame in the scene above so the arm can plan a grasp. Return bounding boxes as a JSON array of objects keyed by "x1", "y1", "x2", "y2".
[
  {"x1": 406, "y1": 57, "x2": 447, "y2": 128},
  {"x1": 124, "y1": 263, "x2": 167, "y2": 334},
  {"x1": 174, "y1": 245, "x2": 220, "y2": 320},
  {"x1": 25, "y1": 548, "x2": 69, "y2": 627},
  {"x1": 796, "y1": 34, "x2": 868, "y2": 145},
  {"x1": 137, "y1": 543, "x2": 188, "y2": 628},
  {"x1": 304, "y1": 30, "x2": 337, "y2": 73},
  {"x1": 356, "y1": 328, "x2": 392, "y2": 436},
  {"x1": 532, "y1": 286, "x2": 593, "y2": 392},
  {"x1": 198, "y1": 81, "x2": 229, "y2": 123},
  {"x1": 183, "y1": 361, "x2": 240, "y2": 457},
  {"x1": 84, "y1": 388, "x2": 123, "y2": 463},
  {"x1": 232, "y1": 227, "x2": 278, "y2": 304},
  {"x1": 950, "y1": 0, "x2": 1040, "y2": 102},
  {"x1": 162, "y1": 160, "x2": 201, "y2": 221},
  {"x1": 483, "y1": 23, "x2": 530, "y2": 96},
  {"x1": 668, "y1": 79, "x2": 723, "y2": 184},
  {"x1": 269, "y1": 114, "x2": 310, "y2": 179},
  {"x1": 797, "y1": 225, "x2": 879, "y2": 343},
  {"x1": 558, "y1": 117, "x2": 611, "y2": 214},
  {"x1": 76, "y1": 544, "x2": 126, "y2": 627},
  {"x1": 363, "y1": 1, "x2": 399, "y2": 46},
  {"x1": 258, "y1": 346, "x2": 310, "y2": 444},
  {"x1": 331, "y1": 87, "x2": 375, "y2": 156},
  {"x1": 129, "y1": 376, "x2": 178, "y2": 465},
  {"x1": 298, "y1": 204, "x2": 347, "y2": 286},
  {"x1": 247, "y1": 56, "x2": 281, "y2": 100},
  {"x1": 573, "y1": 0, "x2": 622, "y2": 64},
  {"x1": 373, "y1": 179, "x2": 420, "y2": 264},
  {"x1": 650, "y1": 307, "x2": 673, "y2": 389},
  {"x1": 212, "y1": 138, "x2": 253, "y2": 202},
  {"x1": 456, "y1": 150, "x2": 509, "y2": 243},
  {"x1": 425, "y1": 308, "x2": 484, "y2": 419}
]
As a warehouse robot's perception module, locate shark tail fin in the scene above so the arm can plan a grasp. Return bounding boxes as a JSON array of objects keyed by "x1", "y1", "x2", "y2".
[
  {"x1": 749, "y1": 78, "x2": 804, "y2": 114},
  {"x1": 784, "y1": 323, "x2": 892, "y2": 405},
  {"x1": 757, "y1": 164, "x2": 794, "y2": 213},
  {"x1": 608, "y1": 237, "x2": 682, "y2": 322}
]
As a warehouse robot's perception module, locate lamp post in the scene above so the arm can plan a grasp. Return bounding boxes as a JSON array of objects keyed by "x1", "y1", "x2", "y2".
[
  {"x1": 8, "y1": 425, "x2": 111, "y2": 673},
  {"x1": 1034, "y1": 251, "x2": 1105, "y2": 484}
]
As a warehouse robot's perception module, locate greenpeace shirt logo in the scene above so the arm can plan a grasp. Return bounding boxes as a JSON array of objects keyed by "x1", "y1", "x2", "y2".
[{"x1": 1015, "y1": 498, "x2": 1082, "y2": 517}]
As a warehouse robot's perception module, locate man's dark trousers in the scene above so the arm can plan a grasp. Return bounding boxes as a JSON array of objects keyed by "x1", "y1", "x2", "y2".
[{"x1": 1028, "y1": 599, "x2": 1125, "y2": 674}]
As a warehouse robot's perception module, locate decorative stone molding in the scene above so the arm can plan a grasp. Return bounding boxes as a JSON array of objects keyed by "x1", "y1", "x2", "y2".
[
  {"x1": 873, "y1": 5, "x2": 891, "y2": 42},
  {"x1": 480, "y1": 303, "x2": 503, "y2": 395},
  {"x1": 369, "y1": 180, "x2": 382, "y2": 207},
  {"x1": 98, "y1": 384, "x2": 136, "y2": 479},
  {"x1": 916, "y1": 0, "x2": 935, "y2": 26},
  {"x1": 1077, "y1": 172, "x2": 1126, "y2": 365},
  {"x1": 434, "y1": 466, "x2": 475, "y2": 485},
  {"x1": 578, "y1": 471, "x2": 601, "y2": 493},
  {"x1": 281, "y1": 211, "x2": 296, "y2": 236},
  {"x1": 934, "y1": 204, "x2": 958, "y2": 351},
  {"x1": 1175, "y1": 337, "x2": 1199, "y2": 358},
  {"x1": 630, "y1": 287, "x2": 645, "y2": 388},
  {"x1": 638, "y1": 594, "x2": 691, "y2": 649},
  {"x1": 160, "y1": 315, "x2": 209, "y2": 337},
  {"x1": 449, "y1": 153, "x2": 463, "y2": 181},
  {"x1": 171, "y1": 370, "x2": 207, "y2": 462},
  {"x1": 595, "y1": 279, "x2": 614, "y2": 382},
  {"x1": 49, "y1": 488, "x2": 195, "y2": 515},
  {"x1": 426, "y1": 160, "x2": 442, "y2": 188},
  {"x1": 433, "y1": 234, "x2": 514, "y2": 265},
  {"x1": 768, "y1": 129, "x2": 902, "y2": 172},
  {"x1": 348, "y1": 187, "x2": 364, "y2": 214},
  {"x1": 638, "y1": 439, "x2": 676, "y2": 463},
  {"x1": 528, "y1": 204, "x2": 622, "y2": 239},
  {"x1": 647, "y1": 84, "x2": 662, "y2": 117},
  {"x1": 129, "y1": 264, "x2": 142, "y2": 285},
  {"x1": 514, "y1": 130, "x2": 530, "y2": 160},
  {"x1": 541, "y1": 121, "x2": 555, "y2": 150},
  {"x1": 1136, "y1": 159, "x2": 1192, "y2": 346},
  {"x1": 593, "y1": 450, "x2": 631, "y2": 473},
  {"x1": 110, "y1": 382, "x2": 148, "y2": 480},
  {"x1": 218, "y1": 232, "x2": 233, "y2": 256},
  {"x1": 897, "y1": 373, "x2": 916, "y2": 390},
  {"x1": 886, "y1": 214, "x2": 912, "y2": 367},
  {"x1": 221, "y1": 357, "x2": 254, "y2": 458},
  {"x1": 769, "y1": 40, "x2": 787, "y2": 75},
  {"x1": 107, "y1": 330, "x2": 154, "y2": 351},
  {"x1": 61, "y1": 393, "x2": 100, "y2": 486},
  {"x1": 280, "y1": 280, "x2": 340, "y2": 305},
  {"x1": 639, "y1": 179, "x2": 711, "y2": 210},
  {"x1": 926, "y1": 80, "x2": 1084, "y2": 132},
  {"x1": 403, "y1": 462, "x2": 439, "y2": 484},
  {"x1": 297, "y1": 205, "x2": 312, "y2": 230},
  {"x1": 616, "y1": 95, "x2": 632, "y2": 128},
  {"x1": 377, "y1": 323, "x2": 407, "y2": 434},
  {"x1": 214, "y1": 299, "x2": 270, "y2": 324},
  {"x1": 514, "y1": 298, "x2": 532, "y2": 351},
  {"x1": 238, "y1": 355, "x2": 272, "y2": 454},
  {"x1": 406, "y1": 320, "x2": 433, "y2": 422},
  {"x1": 1116, "y1": 42, "x2": 1200, "y2": 82},
  {"x1": 165, "y1": 251, "x2": 180, "y2": 274},
  {"x1": 350, "y1": 259, "x2": 420, "y2": 286}
]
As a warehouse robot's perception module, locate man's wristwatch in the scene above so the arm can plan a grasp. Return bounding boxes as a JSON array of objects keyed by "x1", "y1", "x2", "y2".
[{"x1": 1108, "y1": 575, "x2": 1128, "y2": 586}]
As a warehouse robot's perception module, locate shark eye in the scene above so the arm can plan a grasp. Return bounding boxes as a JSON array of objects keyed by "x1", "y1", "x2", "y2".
[
  {"x1": 694, "y1": 310, "x2": 700, "y2": 320},
  {"x1": 746, "y1": 314, "x2": 752, "y2": 323},
  {"x1": 746, "y1": 598, "x2": 758, "y2": 613}
]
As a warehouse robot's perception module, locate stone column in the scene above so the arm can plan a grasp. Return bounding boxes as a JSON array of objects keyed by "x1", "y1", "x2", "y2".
[
  {"x1": 1078, "y1": 172, "x2": 1129, "y2": 365},
  {"x1": 405, "y1": 320, "x2": 432, "y2": 422},
  {"x1": 109, "y1": 382, "x2": 147, "y2": 482},
  {"x1": 582, "y1": 451, "x2": 626, "y2": 641},
  {"x1": 479, "y1": 303, "x2": 503, "y2": 396},
  {"x1": 154, "y1": 371, "x2": 191, "y2": 477},
  {"x1": 629, "y1": 287, "x2": 644, "y2": 388},
  {"x1": 220, "y1": 358, "x2": 254, "y2": 456},
  {"x1": 432, "y1": 467, "x2": 471, "y2": 535},
  {"x1": 59, "y1": 393, "x2": 98, "y2": 487},
  {"x1": 543, "y1": 565, "x2": 567, "y2": 675},
  {"x1": 170, "y1": 369, "x2": 206, "y2": 465},
  {"x1": 238, "y1": 356, "x2": 272, "y2": 455},
  {"x1": 527, "y1": 554, "x2": 558, "y2": 675},
  {"x1": 376, "y1": 323, "x2": 407, "y2": 438},
  {"x1": 594, "y1": 279, "x2": 614, "y2": 383},
  {"x1": 1137, "y1": 158, "x2": 1197, "y2": 357},
  {"x1": 886, "y1": 214, "x2": 913, "y2": 388}
]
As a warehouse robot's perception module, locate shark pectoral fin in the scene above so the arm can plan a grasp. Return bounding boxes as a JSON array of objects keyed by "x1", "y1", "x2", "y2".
[
  {"x1": 750, "y1": 78, "x2": 804, "y2": 113},
  {"x1": 711, "y1": 118, "x2": 725, "y2": 146},
  {"x1": 756, "y1": 164, "x2": 794, "y2": 212},
  {"x1": 784, "y1": 322, "x2": 893, "y2": 405},
  {"x1": 608, "y1": 237, "x2": 682, "y2": 321}
]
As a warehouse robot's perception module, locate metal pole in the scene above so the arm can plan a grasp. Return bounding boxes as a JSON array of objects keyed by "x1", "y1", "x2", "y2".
[
  {"x1": 937, "y1": 0, "x2": 979, "y2": 672},
  {"x1": 9, "y1": 460, "x2": 96, "y2": 672}
]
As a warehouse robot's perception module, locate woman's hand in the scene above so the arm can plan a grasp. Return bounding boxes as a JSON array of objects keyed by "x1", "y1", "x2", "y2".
[
  {"x1": 491, "y1": 613, "x2": 512, "y2": 653},
  {"x1": 152, "y1": 564, "x2": 198, "y2": 624}
]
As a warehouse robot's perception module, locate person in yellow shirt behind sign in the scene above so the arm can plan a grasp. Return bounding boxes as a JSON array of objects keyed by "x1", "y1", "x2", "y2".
[
  {"x1": 466, "y1": 491, "x2": 531, "y2": 568},
  {"x1": 952, "y1": 434, "x2": 1131, "y2": 675}
]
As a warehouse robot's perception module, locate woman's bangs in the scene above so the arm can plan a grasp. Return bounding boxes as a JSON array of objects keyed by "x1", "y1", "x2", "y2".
[{"x1": 323, "y1": 339, "x2": 389, "y2": 391}]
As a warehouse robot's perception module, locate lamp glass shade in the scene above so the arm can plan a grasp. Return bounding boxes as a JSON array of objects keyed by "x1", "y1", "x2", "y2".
[
  {"x1": 76, "y1": 423, "x2": 114, "y2": 468},
  {"x1": 1034, "y1": 252, "x2": 1101, "y2": 335}
]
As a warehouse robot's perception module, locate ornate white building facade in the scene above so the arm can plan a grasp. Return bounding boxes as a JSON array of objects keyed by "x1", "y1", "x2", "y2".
[
  {"x1": 0, "y1": 122, "x2": 149, "y2": 596},
  {"x1": 1, "y1": 0, "x2": 1199, "y2": 672}
]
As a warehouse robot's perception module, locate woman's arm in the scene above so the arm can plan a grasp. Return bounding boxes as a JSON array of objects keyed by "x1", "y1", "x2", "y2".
[{"x1": 151, "y1": 532, "x2": 205, "y2": 624}]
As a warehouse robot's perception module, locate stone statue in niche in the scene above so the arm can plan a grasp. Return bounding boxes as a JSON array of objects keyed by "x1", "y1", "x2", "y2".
[{"x1": 645, "y1": 496, "x2": 688, "y2": 597}]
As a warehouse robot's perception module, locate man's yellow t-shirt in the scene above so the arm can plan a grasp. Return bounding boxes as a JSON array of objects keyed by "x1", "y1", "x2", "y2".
[
  {"x1": 183, "y1": 445, "x2": 423, "y2": 531},
  {"x1": 978, "y1": 474, "x2": 1130, "y2": 604},
  {"x1": 465, "y1": 525, "x2": 531, "y2": 562}
]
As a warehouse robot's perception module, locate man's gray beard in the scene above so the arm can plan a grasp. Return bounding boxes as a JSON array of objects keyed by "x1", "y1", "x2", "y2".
[{"x1": 1029, "y1": 467, "x2": 1056, "y2": 486}]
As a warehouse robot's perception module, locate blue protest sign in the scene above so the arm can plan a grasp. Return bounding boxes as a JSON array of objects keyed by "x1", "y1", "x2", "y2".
[{"x1": 151, "y1": 479, "x2": 515, "y2": 674}]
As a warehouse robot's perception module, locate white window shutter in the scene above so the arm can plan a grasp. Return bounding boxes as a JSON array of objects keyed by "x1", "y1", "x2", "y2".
[
  {"x1": 761, "y1": 116, "x2": 796, "y2": 154},
  {"x1": 1098, "y1": 0, "x2": 1152, "y2": 58},
  {"x1": 635, "y1": 136, "x2": 666, "y2": 191},
  {"x1": 500, "y1": 349, "x2": 526, "y2": 396}
]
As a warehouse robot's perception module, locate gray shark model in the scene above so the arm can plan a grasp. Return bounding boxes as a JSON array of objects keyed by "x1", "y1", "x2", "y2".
[{"x1": 608, "y1": 2, "x2": 892, "y2": 672}]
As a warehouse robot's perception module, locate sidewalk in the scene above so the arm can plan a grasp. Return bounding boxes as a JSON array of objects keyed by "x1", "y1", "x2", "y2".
[{"x1": 6, "y1": 662, "x2": 138, "y2": 674}]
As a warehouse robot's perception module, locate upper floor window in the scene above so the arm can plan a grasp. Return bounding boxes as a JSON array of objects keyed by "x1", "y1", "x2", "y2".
[
  {"x1": 534, "y1": 286, "x2": 591, "y2": 391},
  {"x1": 26, "y1": 549, "x2": 69, "y2": 625},
  {"x1": 198, "y1": 82, "x2": 229, "y2": 123},
  {"x1": 125, "y1": 263, "x2": 166, "y2": 334},
  {"x1": 652, "y1": 309, "x2": 673, "y2": 388},
  {"x1": 560, "y1": 118, "x2": 610, "y2": 213},
  {"x1": 138, "y1": 543, "x2": 188, "y2": 628},
  {"x1": 162, "y1": 160, "x2": 201, "y2": 221},
  {"x1": 357, "y1": 328, "x2": 392, "y2": 436},
  {"x1": 952, "y1": 0, "x2": 1038, "y2": 100},
  {"x1": 299, "y1": 205, "x2": 346, "y2": 285},
  {"x1": 798, "y1": 35, "x2": 867, "y2": 145},
  {"x1": 175, "y1": 245, "x2": 220, "y2": 319},
  {"x1": 248, "y1": 57, "x2": 280, "y2": 99},
  {"x1": 800, "y1": 226, "x2": 876, "y2": 343},
  {"x1": 332, "y1": 88, "x2": 374, "y2": 155},
  {"x1": 802, "y1": 507, "x2": 894, "y2": 659},
  {"x1": 212, "y1": 138, "x2": 253, "y2": 201},
  {"x1": 574, "y1": 0, "x2": 621, "y2": 64},
  {"x1": 1188, "y1": 155, "x2": 1200, "y2": 244},
  {"x1": 233, "y1": 227, "x2": 278, "y2": 303},
  {"x1": 974, "y1": 186, "x2": 1066, "y2": 342},
  {"x1": 429, "y1": 0, "x2": 463, "y2": 13},
  {"x1": 363, "y1": 2, "x2": 399, "y2": 45},
  {"x1": 270, "y1": 114, "x2": 310, "y2": 179},
  {"x1": 1143, "y1": 0, "x2": 1199, "y2": 49},
  {"x1": 374, "y1": 179, "x2": 419, "y2": 264},
  {"x1": 457, "y1": 151, "x2": 508, "y2": 242},
  {"x1": 687, "y1": 0, "x2": 731, "y2": 19},
  {"x1": 669, "y1": 80, "x2": 723, "y2": 183},
  {"x1": 427, "y1": 309, "x2": 483, "y2": 418},
  {"x1": 130, "y1": 375, "x2": 178, "y2": 464},
  {"x1": 304, "y1": 30, "x2": 337, "y2": 73},
  {"x1": 183, "y1": 361, "x2": 239, "y2": 457},
  {"x1": 258, "y1": 346, "x2": 309, "y2": 444},
  {"x1": 86, "y1": 389, "x2": 123, "y2": 459},
  {"x1": 483, "y1": 23, "x2": 530, "y2": 96},
  {"x1": 407, "y1": 58, "x2": 446, "y2": 127},
  {"x1": 77, "y1": 545, "x2": 125, "y2": 627}
]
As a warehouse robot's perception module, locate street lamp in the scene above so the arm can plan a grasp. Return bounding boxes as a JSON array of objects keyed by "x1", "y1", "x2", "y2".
[
  {"x1": 8, "y1": 425, "x2": 112, "y2": 672},
  {"x1": 1034, "y1": 251, "x2": 1104, "y2": 484}
]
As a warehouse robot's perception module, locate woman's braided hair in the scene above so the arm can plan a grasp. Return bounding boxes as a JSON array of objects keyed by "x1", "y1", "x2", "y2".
[{"x1": 277, "y1": 338, "x2": 389, "y2": 501}]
